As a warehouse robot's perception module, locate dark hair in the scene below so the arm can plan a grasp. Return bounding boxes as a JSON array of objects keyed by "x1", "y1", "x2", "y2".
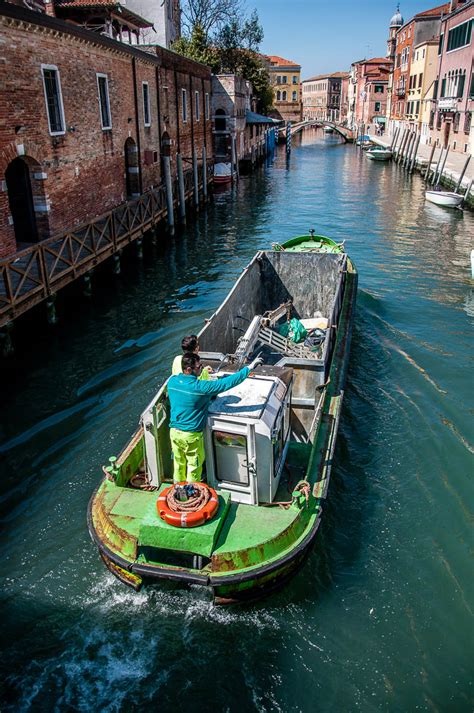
[
  {"x1": 182, "y1": 352, "x2": 200, "y2": 372},
  {"x1": 181, "y1": 335, "x2": 198, "y2": 353}
]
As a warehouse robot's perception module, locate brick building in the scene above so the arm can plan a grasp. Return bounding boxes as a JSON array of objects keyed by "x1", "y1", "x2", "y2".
[
  {"x1": 348, "y1": 58, "x2": 392, "y2": 132},
  {"x1": 388, "y1": 3, "x2": 450, "y2": 134},
  {"x1": 0, "y1": 0, "x2": 212, "y2": 260}
]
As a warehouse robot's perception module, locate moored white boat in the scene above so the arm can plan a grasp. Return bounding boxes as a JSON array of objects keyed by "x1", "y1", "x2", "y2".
[
  {"x1": 425, "y1": 190, "x2": 463, "y2": 208},
  {"x1": 366, "y1": 147, "x2": 392, "y2": 161},
  {"x1": 213, "y1": 162, "x2": 233, "y2": 185}
]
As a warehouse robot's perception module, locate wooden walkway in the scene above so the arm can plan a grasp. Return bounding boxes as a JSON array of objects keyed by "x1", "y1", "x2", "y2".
[{"x1": 0, "y1": 168, "x2": 208, "y2": 329}]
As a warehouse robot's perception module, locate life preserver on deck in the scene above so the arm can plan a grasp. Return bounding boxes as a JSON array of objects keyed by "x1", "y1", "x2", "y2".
[{"x1": 157, "y1": 483, "x2": 219, "y2": 528}]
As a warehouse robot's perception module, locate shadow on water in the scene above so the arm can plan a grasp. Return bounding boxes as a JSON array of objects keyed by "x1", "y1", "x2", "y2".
[{"x1": 1, "y1": 132, "x2": 474, "y2": 712}]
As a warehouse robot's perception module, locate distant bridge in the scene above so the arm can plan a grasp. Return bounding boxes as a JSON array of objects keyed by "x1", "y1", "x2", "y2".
[{"x1": 290, "y1": 120, "x2": 354, "y2": 143}]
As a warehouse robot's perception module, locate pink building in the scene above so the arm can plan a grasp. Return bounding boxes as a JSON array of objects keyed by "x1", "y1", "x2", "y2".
[
  {"x1": 431, "y1": 0, "x2": 473, "y2": 153},
  {"x1": 350, "y1": 58, "x2": 393, "y2": 133}
]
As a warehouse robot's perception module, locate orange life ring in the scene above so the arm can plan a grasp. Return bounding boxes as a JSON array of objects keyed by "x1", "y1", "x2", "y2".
[{"x1": 157, "y1": 483, "x2": 219, "y2": 528}]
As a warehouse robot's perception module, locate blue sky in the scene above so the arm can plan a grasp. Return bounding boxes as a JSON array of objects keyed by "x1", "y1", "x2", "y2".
[{"x1": 252, "y1": 0, "x2": 448, "y2": 77}]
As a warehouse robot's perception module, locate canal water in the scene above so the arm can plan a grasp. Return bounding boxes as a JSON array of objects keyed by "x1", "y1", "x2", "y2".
[{"x1": 1, "y1": 130, "x2": 473, "y2": 712}]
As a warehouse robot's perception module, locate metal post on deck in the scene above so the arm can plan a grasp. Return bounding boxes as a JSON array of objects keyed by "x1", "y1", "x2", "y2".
[
  {"x1": 193, "y1": 150, "x2": 199, "y2": 209},
  {"x1": 454, "y1": 155, "x2": 471, "y2": 193},
  {"x1": 424, "y1": 144, "x2": 436, "y2": 180},
  {"x1": 202, "y1": 146, "x2": 208, "y2": 202},
  {"x1": 163, "y1": 154, "x2": 175, "y2": 234},
  {"x1": 177, "y1": 153, "x2": 186, "y2": 224}
]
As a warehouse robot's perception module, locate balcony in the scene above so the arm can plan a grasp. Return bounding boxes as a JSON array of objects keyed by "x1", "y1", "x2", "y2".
[
  {"x1": 438, "y1": 97, "x2": 458, "y2": 111},
  {"x1": 395, "y1": 87, "x2": 406, "y2": 97}
]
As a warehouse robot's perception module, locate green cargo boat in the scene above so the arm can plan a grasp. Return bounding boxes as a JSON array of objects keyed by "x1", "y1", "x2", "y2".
[
  {"x1": 272, "y1": 230, "x2": 344, "y2": 254},
  {"x1": 88, "y1": 248, "x2": 357, "y2": 603}
]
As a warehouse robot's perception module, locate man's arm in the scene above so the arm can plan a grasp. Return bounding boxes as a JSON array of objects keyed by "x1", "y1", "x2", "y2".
[{"x1": 194, "y1": 367, "x2": 250, "y2": 395}]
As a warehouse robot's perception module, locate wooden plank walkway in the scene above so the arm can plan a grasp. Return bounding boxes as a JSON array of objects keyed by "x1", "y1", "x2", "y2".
[{"x1": 0, "y1": 168, "x2": 209, "y2": 328}]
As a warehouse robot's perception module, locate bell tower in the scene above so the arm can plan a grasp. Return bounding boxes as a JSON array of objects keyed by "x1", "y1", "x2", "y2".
[{"x1": 387, "y1": 4, "x2": 403, "y2": 60}]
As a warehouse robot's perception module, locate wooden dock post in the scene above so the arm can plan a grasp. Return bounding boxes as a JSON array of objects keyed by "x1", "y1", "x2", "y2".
[
  {"x1": 424, "y1": 144, "x2": 436, "y2": 180},
  {"x1": 136, "y1": 237, "x2": 143, "y2": 259},
  {"x1": 0, "y1": 322, "x2": 14, "y2": 358},
  {"x1": 46, "y1": 294, "x2": 57, "y2": 325},
  {"x1": 409, "y1": 135, "x2": 421, "y2": 173},
  {"x1": 163, "y1": 154, "x2": 175, "y2": 234},
  {"x1": 390, "y1": 127, "x2": 400, "y2": 152},
  {"x1": 202, "y1": 146, "x2": 208, "y2": 202},
  {"x1": 431, "y1": 147, "x2": 444, "y2": 185},
  {"x1": 83, "y1": 273, "x2": 92, "y2": 297},
  {"x1": 461, "y1": 179, "x2": 473, "y2": 207},
  {"x1": 113, "y1": 252, "x2": 121, "y2": 275},
  {"x1": 454, "y1": 155, "x2": 471, "y2": 193},
  {"x1": 177, "y1": 153, "x2": 186, "y2": 224},
  {"x1": 404, "y1": 132, "x2": 415, "y2": 169},
  {"x1": 397, "y1": 129, "x2": 408, "y2": 163},
  {"x1": 435, "y1": 146, "x2": 449, "y2": 186},
  {"x1": 193, "y1": 150, "x2": 199, "y2": 209}
]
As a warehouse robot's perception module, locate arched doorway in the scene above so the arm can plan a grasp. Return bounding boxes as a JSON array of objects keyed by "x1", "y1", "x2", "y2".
[
  {"x1": 5, "y1": 157, "x2": 39, "y2": 246},
  {"x1": 124, "y1": 137, "x2": 140, "y2": 198}
]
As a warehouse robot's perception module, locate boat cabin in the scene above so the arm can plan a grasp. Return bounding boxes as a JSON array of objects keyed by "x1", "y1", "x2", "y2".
[{"x1": 140, "y1": 250, "x2": 347, "y2": 506}]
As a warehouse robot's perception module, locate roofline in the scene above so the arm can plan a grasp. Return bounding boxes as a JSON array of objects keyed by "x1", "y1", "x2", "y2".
[
  {"x1": 55, "y1": 2, "x2": 154, "y2": 28},
  {"x1": 0, "y1": 0, "x2": 212, "y2": 75}
]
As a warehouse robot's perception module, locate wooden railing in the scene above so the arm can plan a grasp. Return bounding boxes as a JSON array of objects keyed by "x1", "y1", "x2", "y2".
[{"x1": 0, "y1": 170, "x2": 210, "y2": 328}]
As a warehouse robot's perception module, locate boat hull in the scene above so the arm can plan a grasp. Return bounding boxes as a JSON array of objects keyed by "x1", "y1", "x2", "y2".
[
  {"x1": 88, "y1": 253, "x2": 358, "y2": 603},
  {"x1": 425, "y1": 191, "x2": 463, "y2": 207},
  {"x1": 366, "y1": 150, "x2": 392, "y2": 161}
]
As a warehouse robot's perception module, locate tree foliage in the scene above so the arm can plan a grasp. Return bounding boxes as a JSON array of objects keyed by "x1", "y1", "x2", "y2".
[{"x1": 174, "y1": 4, "x2": 273, "y2": 113}]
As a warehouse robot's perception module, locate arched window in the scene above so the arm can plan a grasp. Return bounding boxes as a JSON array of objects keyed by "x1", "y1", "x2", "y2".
[
  {"x1": 282, "y1": 91, "x2": 287, "y2": 101},
  {"x1": 215, "y1": 108, "x2": 227, "y2": 131},
  {"x1": 276, "y1": 90, "x2": 281, "y2": 101},
  {"x1": 292, "y1": 91, "x2": 297, "y2": 101}
]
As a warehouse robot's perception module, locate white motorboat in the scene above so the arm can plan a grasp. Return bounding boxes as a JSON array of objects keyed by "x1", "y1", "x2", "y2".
[
  {"x1": 425, "y1": 190, "x2": 463, "y2": 208},
  {"x1": 366, "y1": 147, "x2": 392, "y2": 161}
]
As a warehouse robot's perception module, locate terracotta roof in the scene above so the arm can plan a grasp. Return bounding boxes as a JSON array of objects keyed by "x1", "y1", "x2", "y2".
[
  {"x1": 414, "y1": 2, "x2": 450, "y2": 18},
  {"x1": 266, "y1": 55, "x2": 300, "y2": 68},
  {"x1": 303, "y1": 71, "x2": 348, "y2": 82},
  {"x1": 54, "y1": 0, "x2": 153, "y2": 26}
]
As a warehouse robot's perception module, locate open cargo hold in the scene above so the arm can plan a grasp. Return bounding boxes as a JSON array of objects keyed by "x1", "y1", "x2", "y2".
[{"x1": 88, "y1": 250, "x2": 357, "y2": 603}]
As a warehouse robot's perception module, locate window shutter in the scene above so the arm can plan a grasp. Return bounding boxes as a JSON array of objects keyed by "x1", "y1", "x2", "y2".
[
  {"x1": 440, "y1": 78, "x2": 446, "y2": 97},
  {"x1": 457, "y1": 74, "x2": 465, "y2": 98}
]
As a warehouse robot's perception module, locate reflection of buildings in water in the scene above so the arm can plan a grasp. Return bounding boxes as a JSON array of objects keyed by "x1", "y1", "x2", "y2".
[{"x1": 463, "y1": 290, "x2": 474, "y2": 317}]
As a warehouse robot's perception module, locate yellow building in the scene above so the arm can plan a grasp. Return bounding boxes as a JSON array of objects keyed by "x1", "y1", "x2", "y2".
[
  {"x1": 265, "y1": 55, "x2": 302, "y2": 123},
  {"x1": 406, "y1": 39, "x2": 439, "y2": 145}
]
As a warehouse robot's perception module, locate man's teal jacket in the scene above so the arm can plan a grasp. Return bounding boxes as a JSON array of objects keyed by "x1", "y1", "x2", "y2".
[{"x1": 168, "y1": 367, "x2": 250, "y2": 432}]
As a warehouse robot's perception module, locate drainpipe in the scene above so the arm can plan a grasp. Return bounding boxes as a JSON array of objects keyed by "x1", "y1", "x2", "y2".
[{"x1": 132, "y1": 57, "x2": 143, "y2": 195}]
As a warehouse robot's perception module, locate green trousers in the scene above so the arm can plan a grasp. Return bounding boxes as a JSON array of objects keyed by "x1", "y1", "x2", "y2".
[{"x1": 169, "y1": 428, "x2": 205, "y2": 483}]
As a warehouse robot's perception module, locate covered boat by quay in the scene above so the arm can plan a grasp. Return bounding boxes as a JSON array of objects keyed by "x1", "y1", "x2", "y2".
[{"x1": 88, "y1": 248, "x2": 357, "y2": 603}]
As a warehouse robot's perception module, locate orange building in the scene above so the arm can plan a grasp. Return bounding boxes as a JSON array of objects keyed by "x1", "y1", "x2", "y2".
[
  {"x1": 388, "y1": 3, "x2": 450, "y2": 133},
  {"x1": 265, "y1": 55, "x2": 302, "y2": 123}
]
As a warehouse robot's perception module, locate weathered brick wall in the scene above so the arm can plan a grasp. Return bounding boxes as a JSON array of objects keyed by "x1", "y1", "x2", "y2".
[{"x1": 0, "y1": 4, "x2": 213, "y2": 259}]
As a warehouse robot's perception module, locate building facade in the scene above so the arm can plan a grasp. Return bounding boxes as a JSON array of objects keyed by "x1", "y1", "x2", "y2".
[
  {"x1": 431, "y1": 0, "x2": 473, "y2": 153},
  {"x1": 302, "y1": 72, "x2": 347, "y2": 122},
  {"x1": 266, "y1": 55, "x2": 302, "y2": 123},
  {"x1": 348, "y1": 58, "x2": 392, "y2": 132},
  {"x1": 0, "y1": 1, "x2": 212, "y2": 259},
  {"x1": 406, "y1": 39, "x2": 439, "y2": 141},
  {"x1": 388, "y1": 3, "x2": 450, "y2": 134}
]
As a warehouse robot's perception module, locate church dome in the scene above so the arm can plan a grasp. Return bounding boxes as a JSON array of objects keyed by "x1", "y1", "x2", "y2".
[{"x1": 390, "y1": 5, "x2": 404, "y2": 27}]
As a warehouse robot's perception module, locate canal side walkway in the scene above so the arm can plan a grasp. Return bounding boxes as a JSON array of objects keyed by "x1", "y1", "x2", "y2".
[{"x1": 370, "y1": 135, "x2": 474, "y2": 204}]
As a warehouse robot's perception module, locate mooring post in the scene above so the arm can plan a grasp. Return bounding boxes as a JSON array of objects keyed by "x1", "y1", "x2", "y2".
[
  {"x1": 410, "y1": 135, "x2": 421, "y2": 173},
  {"x1": 390, "y1": 126, "x2": 400, "y2": 152},
  {"x1": 0, "y1": 321, "x2": 14, "y2": 358},
  {"x1": 163, "y1": 154, "x2": 175, "y2": 235},
  {"x1": 424, "y1": 143, "x2": 436, "y2": 180},
  {"x1": 177, "y1": 153, "x2": 186, "y2": 224},
  {"x1": 231, "y1": 135, "x2": 237, "y2": 182},
  {"x1": 454, "y1": 155, "x2": 471, "y2": 193},
  {"x1": 397, "y1": 129, "x2": 408, "y2": 163},
  {"x1": 202, "y1": 146, "x2": 208, "y2": 202},
  {"x1": 83, "y1": 272, "x2": 92, "y2": 297},
  {"x1": 136, "y1": 237, "x2": 143, "y2": 259},
  {"x1": 461, "y1": 179, "x2": 473, "y2": 208},
  {"x1": 149, "y1": 225, "x2": 158, "y2": 246},
  {"x1": 113, "y1": 252, "x2": 121, "y2": 275},
  {"x1": 406, "y1": 132, "x2": 416, "y2": 169},
  {"x1": 431, "y1": 147, "x2": 444, "y2": 185},
  {"x1": 46, "y1": 293, "x2": 57, "y2": 325},
  {"x1": 436, "y1": 146, "x2": 450, "y2": 187},
  {"x1": 403, "y1": 132, "x2": 414, "y2": 169},
  {"x1": 193, "y1": 150, "x2": 199, "y2": 209},
  {"x1": 286, "y1": 121, "x2": 292, "y2": 154}
]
